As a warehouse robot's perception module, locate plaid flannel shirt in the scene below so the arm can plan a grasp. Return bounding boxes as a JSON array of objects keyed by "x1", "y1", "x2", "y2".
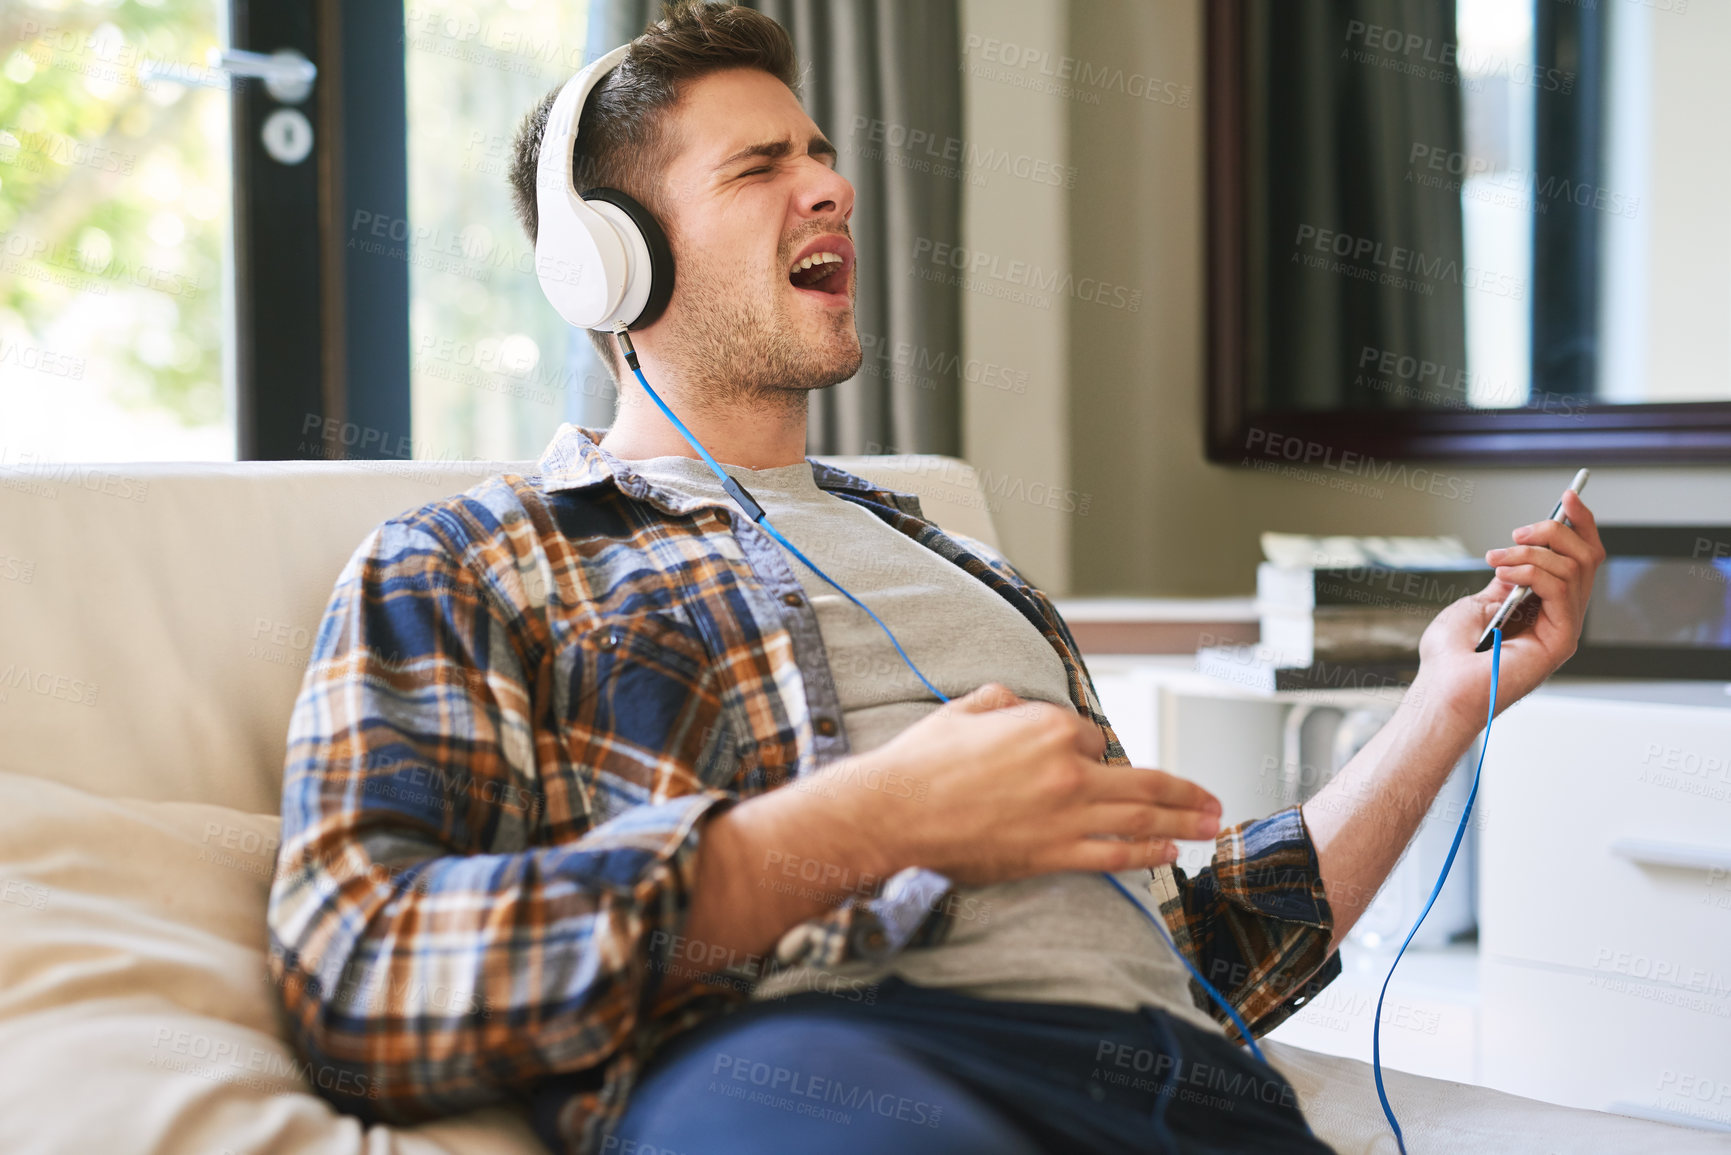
[{"x1": 267, "y1": 422, "x2": 1341, "y2": 1155}]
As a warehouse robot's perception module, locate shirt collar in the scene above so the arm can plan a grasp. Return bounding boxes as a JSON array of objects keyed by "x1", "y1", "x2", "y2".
[{"x1": 534, "y1": 422, "x2": 924, "y2": 517}]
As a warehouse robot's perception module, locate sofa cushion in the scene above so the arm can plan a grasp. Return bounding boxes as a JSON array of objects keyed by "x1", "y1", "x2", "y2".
[
  {"x1": 0, "y1": 770, "x2": 547, "y2": 1155},
  {"x1": 0, "y1": 452, "x2": 1000, "y2": 812}
]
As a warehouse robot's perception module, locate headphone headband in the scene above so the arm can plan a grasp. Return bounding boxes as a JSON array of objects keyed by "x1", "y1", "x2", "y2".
[{"x1": 534, "y1": 45, "x2": 629, "y2": 220}]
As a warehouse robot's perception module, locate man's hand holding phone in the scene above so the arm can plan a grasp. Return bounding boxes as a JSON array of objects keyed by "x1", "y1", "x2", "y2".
[{"x1": 1412, "y1": 486, "x2": 1607, "y2": 736}]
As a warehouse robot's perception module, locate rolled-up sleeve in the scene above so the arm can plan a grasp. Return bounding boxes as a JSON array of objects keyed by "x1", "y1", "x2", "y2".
[
  {"x1": 267, "y1": 519, "x2": 737, "y2": 1121},
  {"x1": 1153, "y1": 805, "x2": 1341, "y2": 1041}
]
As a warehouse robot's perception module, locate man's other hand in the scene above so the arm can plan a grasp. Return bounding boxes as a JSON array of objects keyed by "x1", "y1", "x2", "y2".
[
  {"x1": 1414, "y1": 489, "x2": 1606, "y2": 732},
  {"x1": 813, "y1": 683, "x2": 1223, "y2": 887}
]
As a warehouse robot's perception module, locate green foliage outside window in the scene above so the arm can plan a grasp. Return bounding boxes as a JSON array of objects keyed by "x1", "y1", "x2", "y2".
[{"x1": 1, "y1": 2, "x2": 226, "y2": 431}]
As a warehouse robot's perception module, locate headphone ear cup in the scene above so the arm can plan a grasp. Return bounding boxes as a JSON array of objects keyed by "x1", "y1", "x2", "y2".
[{"x1": 580, "y1": 187, "x2": 675, "y2": 330}]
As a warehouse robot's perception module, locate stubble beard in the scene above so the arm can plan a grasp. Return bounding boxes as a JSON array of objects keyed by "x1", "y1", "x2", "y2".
[{"x1": 652, "y1": 248, "x2": 865, "y2": 423}]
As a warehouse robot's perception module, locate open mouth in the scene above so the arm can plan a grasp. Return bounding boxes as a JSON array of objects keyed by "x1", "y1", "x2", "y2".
[{"x1": 787, "y1": 238, "x2": 854, "y2": 300}]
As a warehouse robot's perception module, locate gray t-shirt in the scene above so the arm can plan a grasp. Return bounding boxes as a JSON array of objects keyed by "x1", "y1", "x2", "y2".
[{"x1": 624, "y1": 452, "x2": 1216, "y2": 1032}]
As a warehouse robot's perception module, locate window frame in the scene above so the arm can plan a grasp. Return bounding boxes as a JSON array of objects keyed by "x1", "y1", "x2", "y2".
[{"x1": 229, "y1": 0, "x2": 410, "y2": 460}]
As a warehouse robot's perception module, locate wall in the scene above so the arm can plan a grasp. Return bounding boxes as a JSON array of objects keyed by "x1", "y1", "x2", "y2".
[
  {"x1": 964, "y1": 0, "x2": 1731, "y2": 597},
  {"x1": 1638, "y1": 0, "x2": 1731, "y2": 402},
  {"x1": 958, "y1": 0, "x2": 1074, "y2": 592}
]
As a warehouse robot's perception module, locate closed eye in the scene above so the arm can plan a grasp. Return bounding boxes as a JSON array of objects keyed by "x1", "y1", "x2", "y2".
[{"x1": 740, "y1": 166, "x2": 771, "y2": 177}]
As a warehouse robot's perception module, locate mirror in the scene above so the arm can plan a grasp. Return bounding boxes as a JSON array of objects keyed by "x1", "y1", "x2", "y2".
[{"x1": 1206, "y1": 0, "x2": 1731, "y2": 462}]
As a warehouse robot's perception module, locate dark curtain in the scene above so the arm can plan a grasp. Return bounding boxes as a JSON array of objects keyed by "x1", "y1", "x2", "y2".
[
  {"x1": 584, "y1": 0, "x2": 963, "y2": 455},
  {"x1": 1531, "y1": 0, "x2": 1606, "y2": 400},
  {"x1": 1247, "y1": 0, "x2": 1469, "y2": 412}
]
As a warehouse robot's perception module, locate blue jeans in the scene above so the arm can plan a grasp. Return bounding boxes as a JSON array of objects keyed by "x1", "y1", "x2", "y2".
[{"x1": 601, "y1": 976, "x2": 1334, "y2": 1154}]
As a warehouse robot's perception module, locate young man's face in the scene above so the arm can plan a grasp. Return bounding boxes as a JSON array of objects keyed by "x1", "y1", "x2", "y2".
[{"x1": 645, "y1": 67, "x2": 863, "y2": 402}]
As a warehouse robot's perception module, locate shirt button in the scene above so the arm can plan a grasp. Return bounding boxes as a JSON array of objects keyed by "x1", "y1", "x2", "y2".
[
  {"x1": 863, "y1": 929, "x2": 887, "y2": 951},
  {"x1": 781, "y1": 592, "x2": 803, "y2": 607},
  {"x1": 595, "y1": 628, "x2": 620, "y2": 652},
  {"x1": 814, "y1": 717, "x2": 838, "y2": 738}
]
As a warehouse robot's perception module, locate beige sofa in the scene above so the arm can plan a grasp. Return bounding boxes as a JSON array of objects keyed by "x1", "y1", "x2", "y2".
[{"x1": 1, "y1": 449, "x2": 1722, "y2": 1154}]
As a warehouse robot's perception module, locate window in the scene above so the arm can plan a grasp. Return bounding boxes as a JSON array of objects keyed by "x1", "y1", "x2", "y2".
[
  {"x1": 2, "y1": 0, "x2": 598, "y2": 467},
  {"x1": 403, "y1": 0, "x2": 596, "y2": 464},
  {"x1": 1, "y1": 1, "x2": 235, "y2": 462}
]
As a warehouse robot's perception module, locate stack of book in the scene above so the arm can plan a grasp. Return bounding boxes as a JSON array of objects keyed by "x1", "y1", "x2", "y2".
[{"x1": 1197, "y1": 534, "x2": 1493, "y2": 693}]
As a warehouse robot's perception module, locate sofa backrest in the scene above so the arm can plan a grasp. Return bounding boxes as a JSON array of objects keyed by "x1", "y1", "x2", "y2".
[{"x1": 0, "y1": 454, "x2": 998, "y2": 814}]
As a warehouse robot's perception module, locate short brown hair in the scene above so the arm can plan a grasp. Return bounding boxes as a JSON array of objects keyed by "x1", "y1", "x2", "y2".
[{"x1": 507, "y1": 1, "x2": 801, "y2": 383}]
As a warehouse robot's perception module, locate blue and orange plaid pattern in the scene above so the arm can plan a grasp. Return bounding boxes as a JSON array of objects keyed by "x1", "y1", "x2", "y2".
[{"x1": 267, "y1": 423, "x2": 1341, "y2": 1154}]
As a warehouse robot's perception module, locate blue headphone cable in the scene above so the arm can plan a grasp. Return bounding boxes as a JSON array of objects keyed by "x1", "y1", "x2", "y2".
[
  {"x1": 1371, "y1": 625, "x2": 1501, "y2": 1155},
  {"x1": 617, "y1": 329, "x2": 1265, "y2": 1056},
  {"x1": 615, "y1": 332, "x2": 947, "y2": 702},
  {"x1": 615, "y1": 330, "x2": 1496, "y2": 1138}
]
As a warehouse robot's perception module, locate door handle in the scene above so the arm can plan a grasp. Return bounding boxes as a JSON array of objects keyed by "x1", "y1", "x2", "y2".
[
  {"x1": 205, "y1": 48, "x2": 316, "y2": 104},
  {"x1": 139, "y1": 46, "x2": 316, "y2": 105},
  {"x1": 1609, "y1": 837, "x2": 1731, "y2": 874}
]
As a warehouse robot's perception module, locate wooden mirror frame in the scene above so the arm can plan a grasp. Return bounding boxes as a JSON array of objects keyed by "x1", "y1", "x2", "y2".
[{"x1": 1203, "y1": 0, "x2": 1731, "y2": 465}]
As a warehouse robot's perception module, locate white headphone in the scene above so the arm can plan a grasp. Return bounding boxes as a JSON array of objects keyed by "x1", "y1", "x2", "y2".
[{"x1": 534, "y1": 44, "x2": 676, "y2": 331}]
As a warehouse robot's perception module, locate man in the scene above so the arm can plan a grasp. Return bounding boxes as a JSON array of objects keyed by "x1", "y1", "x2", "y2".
[{"x1": 267, "y1": 3, "x2": 1604, "y2": 1153}]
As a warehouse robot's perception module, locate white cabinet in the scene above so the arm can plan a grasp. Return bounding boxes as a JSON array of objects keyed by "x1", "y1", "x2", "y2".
[{"x1": 1477, "y1": 685, "x2": 1731, "y2": 1129}]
